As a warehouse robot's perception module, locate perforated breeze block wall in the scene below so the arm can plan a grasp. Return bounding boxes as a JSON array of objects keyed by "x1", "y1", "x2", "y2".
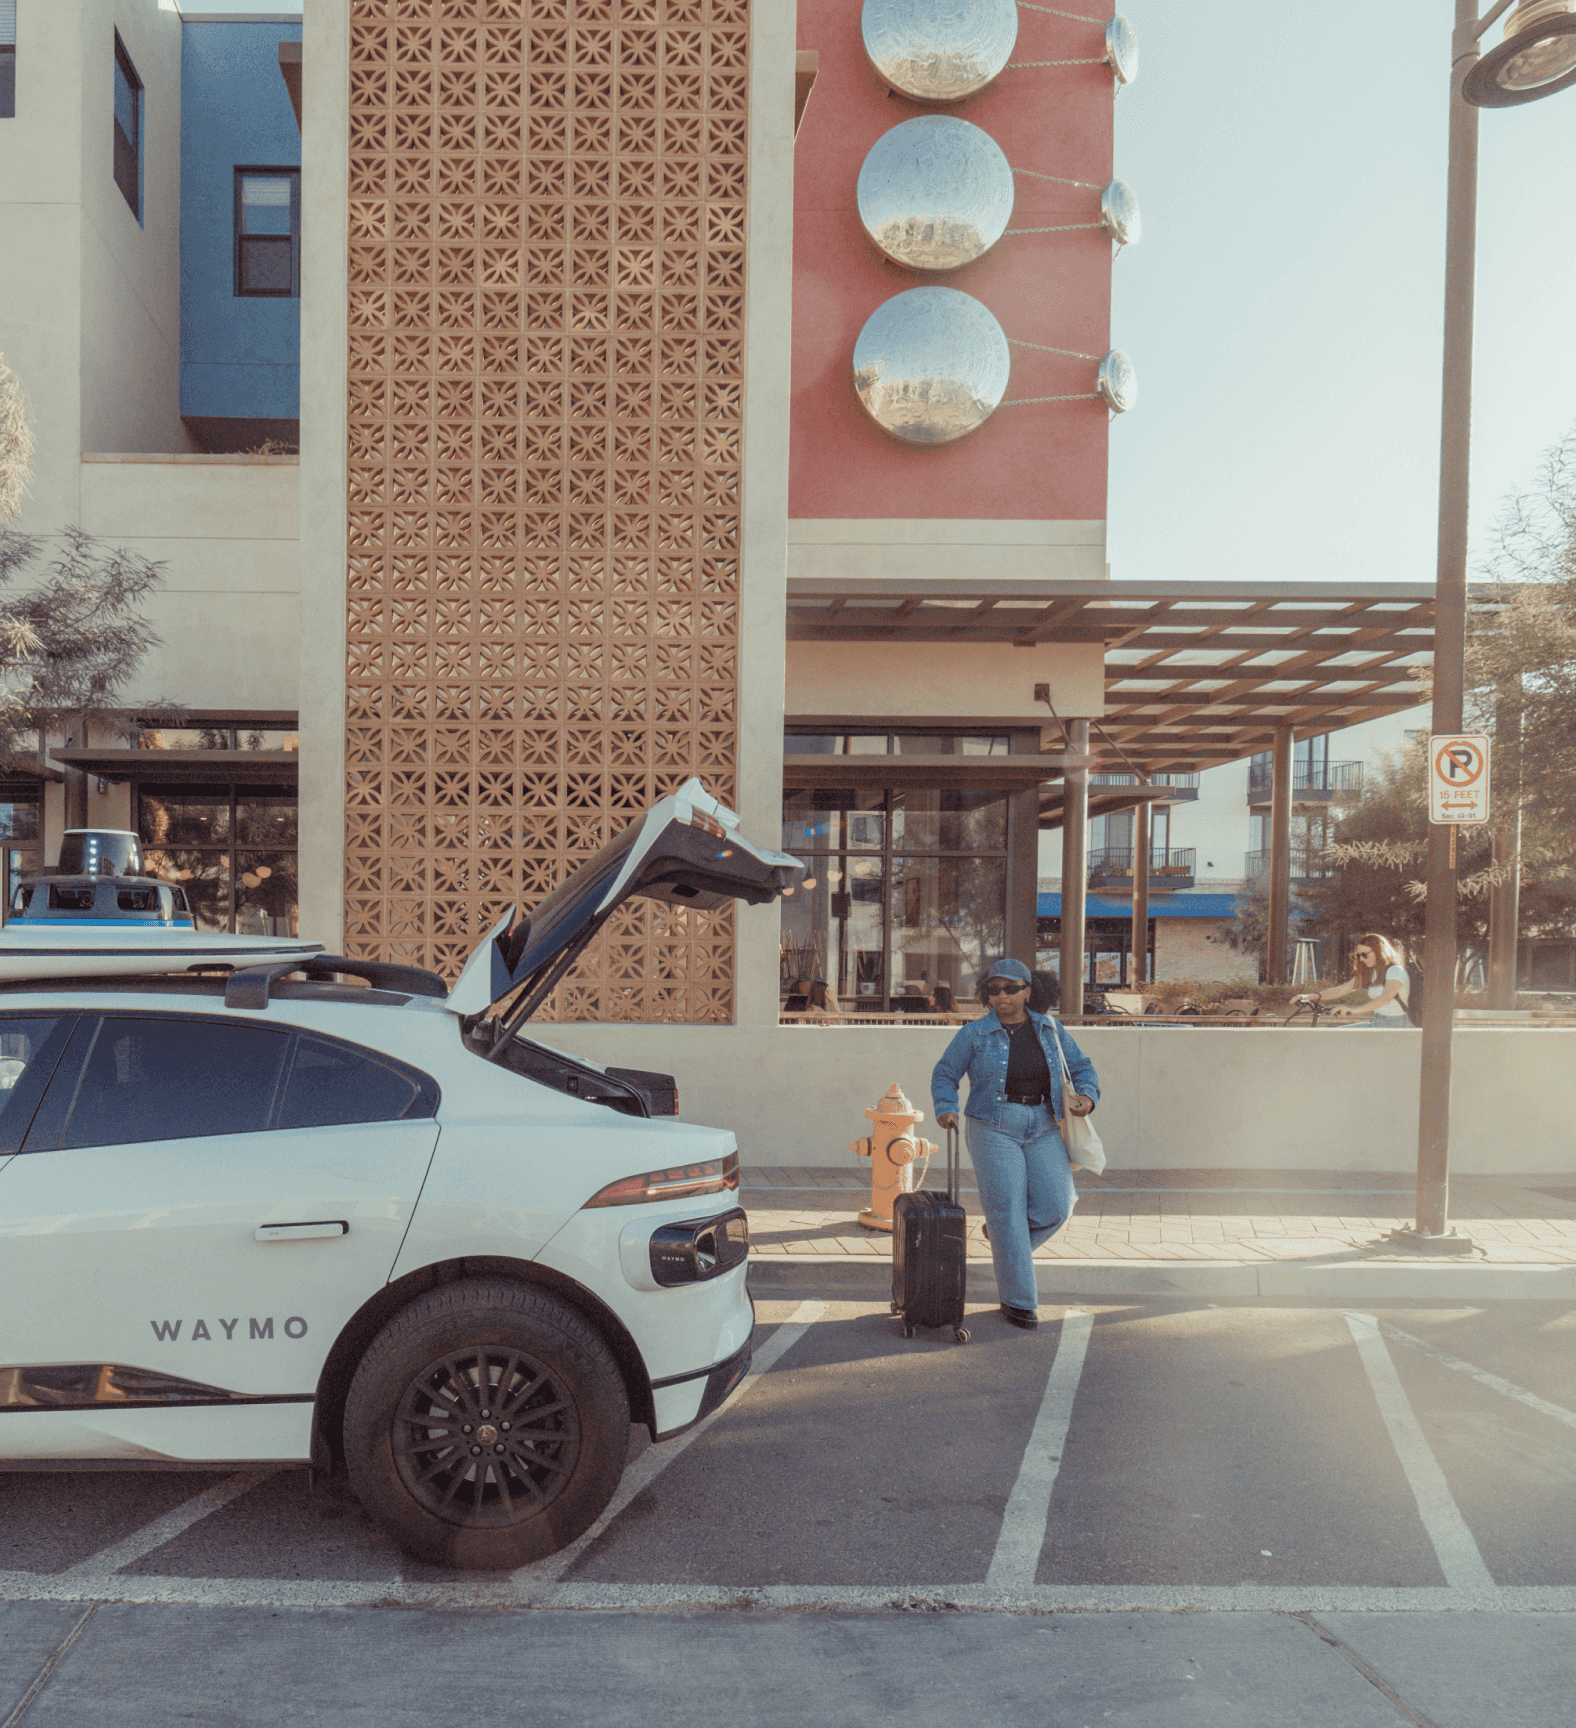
[{"x1": 344, "y1": 0, "x2": 747, "y2": 1021}]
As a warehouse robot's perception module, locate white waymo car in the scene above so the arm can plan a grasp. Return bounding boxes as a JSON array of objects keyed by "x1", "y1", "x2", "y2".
[{"x1": 0, "y1": 782, "x2": 801, "y2": 1569}]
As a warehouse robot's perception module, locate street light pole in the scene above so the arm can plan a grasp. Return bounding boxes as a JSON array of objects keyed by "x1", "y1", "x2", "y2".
[{"x1": 1411, "y1": 0, "x2": 1485, "y2": 1243}]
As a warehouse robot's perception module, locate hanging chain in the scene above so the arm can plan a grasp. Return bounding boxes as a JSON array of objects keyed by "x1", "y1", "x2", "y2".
[
  {"x1": 1005, "y1": 222, "x2": 1101, "y2": 234},
  {"x1": 1013, "y1": 165, "x2": 1101, "y2": 190},
  {"x1": 1017, "y1": 3, "x2": 1105, "y2": 19},
  {"x1": 1005, "y1": 56, "x2": 1107, "y2": 67},
  {"x1": 1008, "y1": 338, "x2": 1101, "y2": 360},
  {"x1": 1000, "y1": 392, "x2": 1101, "y2": 404}
]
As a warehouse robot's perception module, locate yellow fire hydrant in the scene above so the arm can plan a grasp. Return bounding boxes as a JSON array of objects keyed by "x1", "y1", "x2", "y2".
[{"x1": 851, "y1": 1082, "x2": 937, "y2": 1232}]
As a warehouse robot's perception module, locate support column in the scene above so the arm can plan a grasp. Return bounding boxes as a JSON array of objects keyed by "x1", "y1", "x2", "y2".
[
  {"x1": 1004, "y1": 735, "x2": 1043, "y2": 971},
  {"x1": 1266, "y1": 725, "x2": 1293, "y2": 986},
  {"x1": 1414, "y1": 0, "x2": 1480, "y2": 1239},
  {"x1": 1130, "y1": 781, "x2": 1150, "y2": 988},
  {"x1": 1486, "y1": 681, "x2": 1522, "y2": 1010},
  {"x1": 1058, "y1": 719, "x2": 1089, "y2": 1017}
]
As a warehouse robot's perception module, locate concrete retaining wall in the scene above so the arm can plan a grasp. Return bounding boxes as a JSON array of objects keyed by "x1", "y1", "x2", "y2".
[{"x1": 527, "y1": 1023, "x2": 1576, "y2": 1175}]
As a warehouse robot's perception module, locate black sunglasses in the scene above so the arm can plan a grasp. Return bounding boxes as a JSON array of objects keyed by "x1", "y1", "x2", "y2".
[{"x1": 986, "y1": 981, "x2": 1028, "y2": 995}]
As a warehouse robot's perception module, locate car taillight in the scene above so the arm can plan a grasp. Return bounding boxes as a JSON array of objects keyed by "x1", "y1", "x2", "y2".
[
  {"x1": 583, "y1": 1151, "x2": 740, "y2": 1208},
  {"x1": 686, "y1": 810, "x2": 727, "y2": 839}
]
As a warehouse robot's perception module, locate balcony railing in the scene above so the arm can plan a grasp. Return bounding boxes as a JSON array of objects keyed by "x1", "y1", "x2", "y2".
[
  {"x1": 1091, "y1": 772, "x2": 1201, "y2": 801},
  {"x1": 1088, "y1": 847, "x2": 1196, "y2": 888},
  {"x1": 1244, "y1": 849, "x2": 1335, "y2": 882},
  {"x1": 1247, "y1": 761, "x2": 1363, "y2": 803}
]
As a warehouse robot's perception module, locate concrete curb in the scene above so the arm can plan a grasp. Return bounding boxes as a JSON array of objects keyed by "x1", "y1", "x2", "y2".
[{"x1": 748, "y1": 1254, "x2": 1576, "y2": 1302}]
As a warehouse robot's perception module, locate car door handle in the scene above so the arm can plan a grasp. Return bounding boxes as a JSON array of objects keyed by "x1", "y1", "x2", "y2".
[{"x1": 254, "y1": 1221, "x2": 350, "y2": 1242}]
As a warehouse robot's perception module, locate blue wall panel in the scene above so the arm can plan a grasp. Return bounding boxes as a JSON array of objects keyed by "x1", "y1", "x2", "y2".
[{"x1": 180, "y1": 21, "x2": 302, "y2": 422}]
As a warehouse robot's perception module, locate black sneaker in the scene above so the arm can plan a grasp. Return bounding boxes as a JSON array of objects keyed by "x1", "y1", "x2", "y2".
[{"x1": 1000, "y1": 1304, "x2": 1038, "y2": 1330}]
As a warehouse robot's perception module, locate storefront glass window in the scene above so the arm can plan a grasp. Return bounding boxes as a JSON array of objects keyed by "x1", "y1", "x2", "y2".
[
  {"x1": 138, "y1": 782, "x2": 298, "y2": 936},
  {"x1": 782, "y1": 733, "x2": 1012, "y2": 1010}
]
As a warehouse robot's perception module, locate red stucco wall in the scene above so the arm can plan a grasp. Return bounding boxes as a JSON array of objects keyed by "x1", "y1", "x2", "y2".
[{"x1": 790, "y1": 3, "x2": 1116, "y2": 522}]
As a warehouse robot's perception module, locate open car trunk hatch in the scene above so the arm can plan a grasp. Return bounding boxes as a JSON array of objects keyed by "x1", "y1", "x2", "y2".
[{"x1": 445, "y1": 778, "x2": 803, "y2": 1023}]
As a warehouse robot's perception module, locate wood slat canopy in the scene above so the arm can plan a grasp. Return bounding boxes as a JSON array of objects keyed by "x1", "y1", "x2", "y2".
[
  {"x1": 50, "y1": 749, "x2": 300, "y2": 784},
  {"x1": 786, "y1": 578, "x2": 1440, "y2": 779},
  {"x1": 782, "y1": 754, "x2": 1054, "y2": 793}
]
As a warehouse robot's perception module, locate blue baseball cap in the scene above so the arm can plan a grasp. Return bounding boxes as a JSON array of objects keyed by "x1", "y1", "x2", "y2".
[{"x1": 983, "y1": 958, "x2": 1032, "y2": 984}]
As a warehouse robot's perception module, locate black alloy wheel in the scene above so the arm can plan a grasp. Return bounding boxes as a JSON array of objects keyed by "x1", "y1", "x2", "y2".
[
  {"x1": 344, "y1": 1280, "x2": 629, "y2": 1570},
  {"x1": 392, "y1": 1345, "x2": 581, "y2": 1528}
]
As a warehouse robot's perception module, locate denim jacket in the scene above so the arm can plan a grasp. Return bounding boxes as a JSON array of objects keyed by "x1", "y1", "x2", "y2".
[{"x1": 931, "y1": 1010, "x2": 1101, "y2": 1128}]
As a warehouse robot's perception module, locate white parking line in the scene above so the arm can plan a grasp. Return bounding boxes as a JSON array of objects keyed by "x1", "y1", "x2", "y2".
[
  {"x1": 1380, "y1": 1321, "x2": 1576, "y2": 1430},
  {"x1": 984, "y1": 1309, "x2": 1092, "y2": 1594},
  {"x1": 5, "y1": 1569, "x2": 1566, "y2": 1615},
  {"x1": 58, "y1": 1471, "x2": 277, "y2": 1579},
  {"x1": 511, "y1": 1299, "x2": 828, "y2": 1587},
  {"x1": 1344, "y1": 1312, "x2": 1494, "y2": 1591}
]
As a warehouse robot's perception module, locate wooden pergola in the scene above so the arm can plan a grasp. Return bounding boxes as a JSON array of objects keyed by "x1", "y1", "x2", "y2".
[{"x1": 785, "y1": 578, "x2": 1440, "y2": 998}]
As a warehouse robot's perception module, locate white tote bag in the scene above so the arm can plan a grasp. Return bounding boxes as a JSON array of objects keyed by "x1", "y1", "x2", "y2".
[{"x1": 1051, "y1": 1021, "x2": 1106, "y2": 1175}]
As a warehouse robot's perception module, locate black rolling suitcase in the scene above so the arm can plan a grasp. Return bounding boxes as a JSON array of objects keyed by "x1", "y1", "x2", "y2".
[{"x1": 891, "y1": 1124, "x2": 970, "y2": 1343}]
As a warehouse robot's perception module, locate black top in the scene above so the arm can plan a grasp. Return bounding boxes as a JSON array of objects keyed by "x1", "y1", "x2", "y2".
[{"x1": 1004, "y1": 1017, "x2": 1052, "y2": 1098}]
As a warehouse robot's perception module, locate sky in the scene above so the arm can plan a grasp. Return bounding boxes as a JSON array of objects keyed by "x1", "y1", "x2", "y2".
[
  {"x1": 173, "y1": 0, "x2": 1575, "y2": 591},
  {"x1": 1105, "y1": 1, "x2": 1576, "y2": 588}
]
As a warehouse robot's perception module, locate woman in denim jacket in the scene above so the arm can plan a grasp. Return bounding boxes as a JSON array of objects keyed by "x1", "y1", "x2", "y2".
[{"x1": 932, "y1": 957, "x2": 1099, "y2": 1331}]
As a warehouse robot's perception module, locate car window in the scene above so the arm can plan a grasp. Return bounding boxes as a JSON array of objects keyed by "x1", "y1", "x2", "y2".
[
  {"x1": 0, "y1": 1016, "x2": 75, "y2": 1154},
  {"x1": 34, "y1": 1015, "x2": 291, "y2": 1152},
  {"x1": 277, "y1": 1034, "x2": 437, "y2": 1130}
]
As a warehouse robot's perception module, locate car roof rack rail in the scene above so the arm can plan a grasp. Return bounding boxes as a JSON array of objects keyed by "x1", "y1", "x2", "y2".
[{"x1": 225, "y1": 955, "x2": 448, "y2": 1011}]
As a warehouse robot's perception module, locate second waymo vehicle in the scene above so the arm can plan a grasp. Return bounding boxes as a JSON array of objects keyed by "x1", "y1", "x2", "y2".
[{"x1": 0, "y1": 782, "x2": 801, "y2": 1569}]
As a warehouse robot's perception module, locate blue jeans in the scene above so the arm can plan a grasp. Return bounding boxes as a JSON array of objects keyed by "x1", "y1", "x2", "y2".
[
  {"x1": 1346, "y1": 1016, "x2": 1410, "y2": 1029},
  {"x1": 966, "y1": 1102, "x2": 1077, "y2": 1313}
]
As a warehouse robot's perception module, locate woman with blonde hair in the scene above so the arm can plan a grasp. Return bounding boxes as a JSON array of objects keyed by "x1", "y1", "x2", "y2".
[{"x1": 1293, "y1": 932, "x2": 1411, "y2": 1027}]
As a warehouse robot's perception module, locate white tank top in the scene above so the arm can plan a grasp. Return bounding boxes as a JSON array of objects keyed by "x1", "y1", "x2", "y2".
[{"x1": 1369, "y1": 964, "x2": 1408, "y2": 1017}]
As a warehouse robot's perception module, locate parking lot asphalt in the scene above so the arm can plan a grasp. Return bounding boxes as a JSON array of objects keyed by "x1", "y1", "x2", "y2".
[{"x1": 2, "y1": 1294, "x2": 1572, "y2": 1724}]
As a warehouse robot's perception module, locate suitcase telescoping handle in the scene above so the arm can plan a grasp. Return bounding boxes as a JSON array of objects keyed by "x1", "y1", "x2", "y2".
[{"x1": 947, "y1": 1121, "x2": 958, "y2": 1206}]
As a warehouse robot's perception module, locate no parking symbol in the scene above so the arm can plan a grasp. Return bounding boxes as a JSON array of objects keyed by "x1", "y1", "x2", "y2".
[{"x1": 1429, "y1": 734, "x2": 1491, "y2": 824}]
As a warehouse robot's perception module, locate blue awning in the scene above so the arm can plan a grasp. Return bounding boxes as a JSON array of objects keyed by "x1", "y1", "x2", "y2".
[{"x1": 1038, "y1": 892, "x2": 1238, "y2": 920}]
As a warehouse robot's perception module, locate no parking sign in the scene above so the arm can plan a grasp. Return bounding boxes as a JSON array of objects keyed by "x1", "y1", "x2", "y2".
[{"x1": 1429, "y1": 735, "x2": 1491, "y2": 824}]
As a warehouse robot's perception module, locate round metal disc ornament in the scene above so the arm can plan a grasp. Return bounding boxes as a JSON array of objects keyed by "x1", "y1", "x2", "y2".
[
  {"x1": 1097, "y1": 349, "x2": 1137, "y2": 413},
  {"x1": 1105, "y1": 14, "x2": 1139, "y2": 84},
  {"x1": 861, "y1": 0, "x2": 1019, "y2": 103},
  {"x1": 1100, "y1": 179, "x2": 1140, "y2": 245},
  {"x1": 853, "y1": 287, "x2": 1011, "y2": 444},
  {"x1": 857, "y1": 117, "x2": 1015, "y2": 271}
]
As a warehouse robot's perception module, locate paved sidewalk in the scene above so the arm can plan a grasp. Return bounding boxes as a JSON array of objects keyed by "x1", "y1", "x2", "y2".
[{"x1": 743, "y1": 1166, "x2": 1576, "y2": 1297}]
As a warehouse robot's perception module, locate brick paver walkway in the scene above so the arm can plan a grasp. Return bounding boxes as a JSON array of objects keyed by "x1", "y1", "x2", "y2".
[{"x1": 742, "y1": 1167, "x2": 1576, "y2": 1265}]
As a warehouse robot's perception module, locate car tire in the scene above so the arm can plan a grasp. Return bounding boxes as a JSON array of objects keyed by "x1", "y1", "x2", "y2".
[{"x1": 343, "y1": 1279, "x2": 630, "y2": 1571}]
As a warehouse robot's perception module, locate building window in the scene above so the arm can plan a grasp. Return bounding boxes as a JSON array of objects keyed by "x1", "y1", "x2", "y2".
[
  {"x1": 235, "y1": 168, "x2": 301, "y2": 296},
  {"x1": 0, "y1": 782, "x2": 40, "y2": 912},
  {"x1": 112, "y1": 32, "x2": 141, "y2": 216},
  {"x1": 1036, "y1": 918, "x2": 1156, "y2": 993},
  {"x1": 136, "y1": 781, "x2": 298, "y2": 936},
  {"x1": 1, "y1": 2, "x2": 17, "y2": 120},
  {"x1": 781, "y1": 733, "x2": 1013, "y2": 1010}
]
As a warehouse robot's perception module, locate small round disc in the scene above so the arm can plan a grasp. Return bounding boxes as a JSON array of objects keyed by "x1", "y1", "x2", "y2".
[
  {"x1": 1100, "y1": 179, "x2": 1140, "y2": 245},
  {"x1": 1105, "y1": 15, "x2": 1139, "y2": 85},
  {"x1": 1097, "y1": 349, "x2": 1137, "y2": 413}
]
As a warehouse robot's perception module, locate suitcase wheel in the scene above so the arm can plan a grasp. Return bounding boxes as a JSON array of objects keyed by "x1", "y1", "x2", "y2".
[
  {"x1": 953, "y1": 1326, "x2": 970, "y2": 1344},
  {"x1": 901, "y1": 1323, "x2": 915, "y2": 1338},
  {"x1": 889, "y1": 1301, "x2": 901, "y2": 1316}
]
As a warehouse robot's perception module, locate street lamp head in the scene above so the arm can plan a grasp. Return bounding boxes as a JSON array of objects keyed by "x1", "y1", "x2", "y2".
[{"x1": 1463, "y1": 0, "x2": 1576, "y2": 107}]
